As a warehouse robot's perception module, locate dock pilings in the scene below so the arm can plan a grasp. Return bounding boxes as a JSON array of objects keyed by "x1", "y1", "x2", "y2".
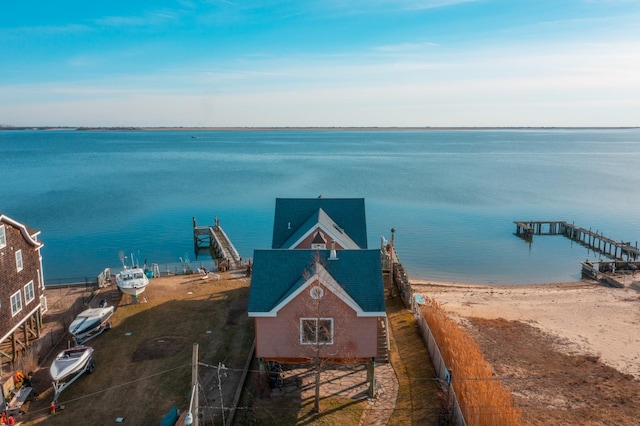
[
  {"x1": 514, "y1": 220, "x2": 639, "y2": 261},
  {"x1": 193, "y1": 216, "x2": 242, "y2": 270}
]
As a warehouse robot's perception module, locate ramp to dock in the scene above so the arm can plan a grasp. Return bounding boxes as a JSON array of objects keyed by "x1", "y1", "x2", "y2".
[{"x1": 193, "y1": 217, "x2": 242, "y2": 269}]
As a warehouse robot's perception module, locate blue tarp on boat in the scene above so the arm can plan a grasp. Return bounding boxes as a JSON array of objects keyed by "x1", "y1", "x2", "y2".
[{"x1": 160, "y1": 406, "x2": 179, "y2": 426}]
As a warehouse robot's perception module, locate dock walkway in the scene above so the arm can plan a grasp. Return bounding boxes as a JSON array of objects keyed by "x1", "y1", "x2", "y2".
[
  {"x1": 193, "y1": 216, "x2": 242, "y2": 270},
  {"x1": 514, "y1": 220, "x2": 639, "y2": 261}
]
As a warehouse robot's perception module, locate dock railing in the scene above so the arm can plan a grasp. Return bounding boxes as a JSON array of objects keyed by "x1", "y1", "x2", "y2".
[
  {"x1": 193, "y1": 216, "x2": 242, "y2": 269},
  {"x1": 515, "y1": 220, "x2": 640, "y2": 261}
]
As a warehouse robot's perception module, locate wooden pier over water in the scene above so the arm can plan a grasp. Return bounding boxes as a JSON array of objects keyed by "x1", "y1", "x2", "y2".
[
  {"x1": 514, "y1": 220, "x2": 640, "y2": 261},
  {"x1": 193, "y1": 216, "x2": 242, "y2": 270}
]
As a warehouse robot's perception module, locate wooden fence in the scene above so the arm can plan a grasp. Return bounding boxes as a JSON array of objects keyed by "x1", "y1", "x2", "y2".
[{"x1": 392, "y1": 257, "x2": 466, "y2": 425}]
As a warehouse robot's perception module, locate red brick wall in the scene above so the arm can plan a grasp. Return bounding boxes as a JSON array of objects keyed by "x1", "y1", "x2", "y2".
[
  {"x1": 0, "y1": 221, "x2": 43, "y2": 338},
  {"x1": 255, "y1": 282, "x2": 378, "y2": 360}
]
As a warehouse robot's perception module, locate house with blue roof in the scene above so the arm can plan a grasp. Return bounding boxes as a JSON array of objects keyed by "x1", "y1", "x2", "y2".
[
  {"x1": 271, "y1": 197, "x2": 368, "y2": 250},
  {"x1": 248, "y1": 197, "x2": 388, "y2": 363}
]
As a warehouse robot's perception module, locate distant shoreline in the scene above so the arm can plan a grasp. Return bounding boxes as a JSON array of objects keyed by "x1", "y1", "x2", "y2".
[{"x1": 1, "y1": 126, "x2": 639, "y2": 131}]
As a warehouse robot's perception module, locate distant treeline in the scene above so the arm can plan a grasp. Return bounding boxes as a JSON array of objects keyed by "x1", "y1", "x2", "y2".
[
  {"x1": 0, "y1": 126, "x2": 138, "y2": 131},
  {"x1": 2, "y1": 125, "x2": 638, "y2": 131}
]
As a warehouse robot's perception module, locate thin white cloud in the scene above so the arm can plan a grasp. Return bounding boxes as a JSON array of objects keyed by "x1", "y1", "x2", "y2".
[
  {"x1": 374, "y1": 42, "x2": 440, "y2": 52},
  {"x1": 177, "y1": 0, "x2": 198, "y2": 8},
  {"x1": 3, "y1": 15, "x2": 639, "y2": 128},
  {"x1": 323, "y1": 0, "x2": 476, "y2": 9},
  {"x1": 397, "y1": 0, "x2": 479, "y2": 11},
  {"x1": 2, "y1": 24, "x2": 92, "y2": 37},
  {"x1": 513, "y1": 14, "x2": 639, "y2": 34},
  {"x1": 293, "y1": 0, "x2": 479, "y2": 18},
  {"x1": 201, "y1": 0, "x2": 238, "y2": 5},
  {"x1": 93, "y1": 9, "x2": 184, "y2": 28}
]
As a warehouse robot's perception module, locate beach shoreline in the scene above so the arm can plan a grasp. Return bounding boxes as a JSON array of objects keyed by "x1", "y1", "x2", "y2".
[{"x1": 410, "y1": 278, "x2": 640, "y2": 379}]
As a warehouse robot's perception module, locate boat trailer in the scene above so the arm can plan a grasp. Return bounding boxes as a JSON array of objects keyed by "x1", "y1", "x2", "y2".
[
  {"x1": 71, "y1": 300, "x2": 114, "y2": 346},
  {"x1": 52, "y1": 356, "x2": 96, "y2": 404}
]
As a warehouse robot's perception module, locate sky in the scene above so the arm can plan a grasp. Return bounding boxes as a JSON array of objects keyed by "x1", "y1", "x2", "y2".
[{"x1": 1, "y1": 0, "x2": 639, "y2": 127}]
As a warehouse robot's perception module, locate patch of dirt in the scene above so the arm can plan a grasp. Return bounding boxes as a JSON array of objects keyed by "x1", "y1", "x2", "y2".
[
  {"x1": 131, "y1": 336, "x2": 186, "y2": 362},
  {"x1": 464, "y1": 318, "x2": 640, "y2": 425}
]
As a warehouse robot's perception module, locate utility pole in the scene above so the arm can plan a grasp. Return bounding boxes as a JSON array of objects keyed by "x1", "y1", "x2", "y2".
[
  {"x1": 192, "y1": 343, "x2": 199, "y2": 426},
  {"x1": 185, "y1": 343, "x2": 199, "y2": 426},
  {"x1": 217, "y1": 362, "x2": 225, "y2": 425}
]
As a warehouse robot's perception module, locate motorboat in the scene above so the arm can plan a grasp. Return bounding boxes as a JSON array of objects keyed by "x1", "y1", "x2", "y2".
[
  {"x1": 68, "y1": 304, "x2": 114, "y2": 344},
  {"x1": 116, "y1": 252, "x2": 150, "y2": 296},
  {"x1": 116, "y1": 267, "x2": 150, "y2": 296},
  {"x1": 50, "y1": 346, "x2": 95, "y2": 382},
  {"x1": 50, "y1": 345, "x2": 96, "y2": 403}
]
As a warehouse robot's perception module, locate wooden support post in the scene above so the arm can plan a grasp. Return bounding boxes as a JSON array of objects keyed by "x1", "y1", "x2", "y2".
[
  {"x1": 367, "y1": 358, "x2": 376, "y2": 398},
  {"x1": 36, "y1": 310, "x2": 42, "y2": 339}
]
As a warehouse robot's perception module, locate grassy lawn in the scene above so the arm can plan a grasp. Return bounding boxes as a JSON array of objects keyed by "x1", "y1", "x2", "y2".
[
  {"x1": 21, "y1": 278, "x2": 440, "y2": 425},
  {"x1": 238, "y1": 376, "x2": 366, "y2": 426},
  {"x1": 23, "y1": 274, "x2": 254, "y2": 425}
]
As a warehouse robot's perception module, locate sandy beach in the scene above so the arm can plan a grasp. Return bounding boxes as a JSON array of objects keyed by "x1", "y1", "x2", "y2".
[{"x1": 410, "y1": 279, "x2": 640, "y2": 379}]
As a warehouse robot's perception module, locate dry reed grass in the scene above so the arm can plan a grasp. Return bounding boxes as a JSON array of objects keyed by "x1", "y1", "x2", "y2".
[{"x1": 420, "y1": 298, "x2": 522, "y2": 426}]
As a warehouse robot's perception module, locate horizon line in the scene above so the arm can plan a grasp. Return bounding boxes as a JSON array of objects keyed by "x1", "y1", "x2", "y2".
[{"x1": 2, "y1": 126, "x2": 639, "y2": 131}]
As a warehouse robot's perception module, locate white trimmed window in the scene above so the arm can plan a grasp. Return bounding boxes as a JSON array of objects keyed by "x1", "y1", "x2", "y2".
[
  {"x1": 16, "y1": 249, "x2": 23, "y2": 272},
  {"x1": 11, "y1": 290, "x2": 23, "y2": 316},
  {"x1": 24, "y1": 280, "x2": 35, "y2": 304},
  {"x1": 0, "y1": 225, "x2": 6, "y2": 248},
  {"x1": 300, "y1": 318, "x2": 334, "y2": 345}
]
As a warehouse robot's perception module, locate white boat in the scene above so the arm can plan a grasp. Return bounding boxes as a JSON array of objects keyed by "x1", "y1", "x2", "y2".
[
  {"x1": 69, "y1": 305, "x2": 114, "y2": 343},
  {"x1": 50, "y1": 346, "x2": 95, "y2": 382},
  {"x1": 116, "y1": 252, "x2": 150, "y2": 296},
  {"x1": 116, "y1": 267, "x2": 149, "y2": 296}
]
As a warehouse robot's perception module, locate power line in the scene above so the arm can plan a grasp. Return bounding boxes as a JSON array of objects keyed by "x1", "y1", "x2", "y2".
[
  {"x1": 27, "y1": 363, "x2": 190, "y2": 416},
  {"x1": 198, "y1": 361, "x2": 640, "y2": 381}
]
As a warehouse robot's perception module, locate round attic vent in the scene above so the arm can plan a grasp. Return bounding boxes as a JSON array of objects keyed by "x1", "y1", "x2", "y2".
[{"x1": 310, "y1": 286, "x2": 324, "y2": 299}]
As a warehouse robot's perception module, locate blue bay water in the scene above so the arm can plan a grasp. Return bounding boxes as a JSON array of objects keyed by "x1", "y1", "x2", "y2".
[{"x1": 1, "y1": 128, "x2": 639, "y2": 284}]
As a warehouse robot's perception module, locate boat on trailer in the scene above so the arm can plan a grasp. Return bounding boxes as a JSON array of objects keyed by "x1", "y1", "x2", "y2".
[
  {"x1": 68, "y1": 304, "x2": 114, "y2": 344},
  {"x1": 50, "y1": 346, "x2": 94, "y2": 382},
  {"x1": 50, "y1": 345, "x2": 95, "y2": 402}
]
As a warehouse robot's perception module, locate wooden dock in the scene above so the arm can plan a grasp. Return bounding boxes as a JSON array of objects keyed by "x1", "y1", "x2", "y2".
[
  {"x1": 580, "y1": 260, "x2": 640, "y2": 288},
  {"x1": 193, "y1": 216, "x2": 242, "y2": 270},
  {"x1": 514, "y1": 220, "x2": 639, "y2": 261}
]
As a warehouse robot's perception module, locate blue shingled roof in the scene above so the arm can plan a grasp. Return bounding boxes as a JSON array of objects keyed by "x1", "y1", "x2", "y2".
[
  {"x1": 271, "y1": 198, "x2": 368, "y2": 249},
  {"x1": 248, "y1": 249, "x2": 385, "y2": 314},
  {"x1": 279, "y1": 208, "x2": 360, "y2": 249}
]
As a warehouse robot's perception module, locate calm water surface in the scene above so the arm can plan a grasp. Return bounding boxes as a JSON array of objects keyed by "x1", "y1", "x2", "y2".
[{"x1": 1, "y1": 129, "x2": 639, "y2": 284}]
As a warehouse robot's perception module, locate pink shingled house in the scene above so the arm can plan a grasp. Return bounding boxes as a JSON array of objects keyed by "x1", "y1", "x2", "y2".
[{"x1": 248, "y1": 197, "x2": 388, "y2": 363}]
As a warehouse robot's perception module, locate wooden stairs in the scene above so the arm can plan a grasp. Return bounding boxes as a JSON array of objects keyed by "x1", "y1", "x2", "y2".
[{"x1": 376, "y1": 316, "x2": 390, "y2": 363}]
